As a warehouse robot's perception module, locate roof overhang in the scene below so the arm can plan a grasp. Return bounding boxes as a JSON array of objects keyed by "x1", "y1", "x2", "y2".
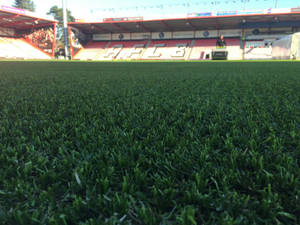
[
  {"x1": 69, "y1": 12, "x2": 300, "y2": 34},
  {"x1": 0, "y1": 4, "x2": 57, "y2": 30}
]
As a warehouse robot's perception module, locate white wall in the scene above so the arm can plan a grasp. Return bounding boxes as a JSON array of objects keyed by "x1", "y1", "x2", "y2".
[
  {"x1": 173, "y1": 31, "x2": 194, "y2": 39},
  {"x1": 195, "y1": 30, "x2": 218, "y2": 38},
  {"x1": 131, "y1": 32, "x2": 151, "y2": 40},
  {"x1": 219, "y1": 29, "x2": 241, "y2": 37},
  {"x1": 151, "y1": 32, "x2": 172, "y2": 39},
  {"x1": 93, "y1": 33, "x2": 111, "y2": 41},
  {"x1": 112, "y1": 33, "x2": 131, "y2": 40}
]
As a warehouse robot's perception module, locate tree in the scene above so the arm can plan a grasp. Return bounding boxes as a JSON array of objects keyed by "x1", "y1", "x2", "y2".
[
  {"x1": 47, "y1": 6, "x2": 75, "y2": 26},
  {"x1": 47, "y1": 6, "x2": 75, "y2": 52},
  {"x1": 13, "y1": 0, "x2": 35, "y2": 12}
]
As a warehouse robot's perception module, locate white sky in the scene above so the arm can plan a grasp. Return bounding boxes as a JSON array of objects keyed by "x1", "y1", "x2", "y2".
[{"x1": 1, "y1": 0, "x2": 300, "y2": 20}]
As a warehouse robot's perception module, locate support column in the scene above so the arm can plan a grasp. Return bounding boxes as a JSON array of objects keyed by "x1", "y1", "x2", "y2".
[
  {"x1": 68, "y1": 26, "x2": 73, "y2": 58},
  {"x1": 62, "y1": 0, "x2": 70, "y2": 59},
  {"x1": 52, "y1": 23, "x2": 57, "y2": 58}
]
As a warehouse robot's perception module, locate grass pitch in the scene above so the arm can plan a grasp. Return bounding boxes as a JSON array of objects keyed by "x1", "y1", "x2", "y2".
[{"x1": 0, "y1": 61, "x2": 299, "y2": 225}]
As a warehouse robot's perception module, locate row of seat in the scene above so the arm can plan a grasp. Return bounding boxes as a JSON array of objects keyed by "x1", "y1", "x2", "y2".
[
  {"x1": 74, "y1": 39, "x2": 243, "y2": 60},
  {"x1": 0, "y1": 37, "x2": 51, "y2": 59},
  {"x1": 0, "y1": 37, "x2": 272, "y2": 60}
]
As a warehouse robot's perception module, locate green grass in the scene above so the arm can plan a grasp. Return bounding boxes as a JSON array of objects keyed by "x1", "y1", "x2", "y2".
[{"x1": 0, "y1": 61, "x2": 299, "y2": 225}]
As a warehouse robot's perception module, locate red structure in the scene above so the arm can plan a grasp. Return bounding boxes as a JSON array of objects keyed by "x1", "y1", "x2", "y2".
[
  {"x1": 0, "y1": 5, "x2": 57, "y2": 59},
  {"x1": 68, "y1": 9, "x2": 300, "y2": 60}
]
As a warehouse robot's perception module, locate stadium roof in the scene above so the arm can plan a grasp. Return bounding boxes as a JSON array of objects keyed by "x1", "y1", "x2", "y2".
[
  {"x1": 69, "y1": 10, "x2": 300, "y2": 34},
  {"x1": 0, "y1": 4, "x2": 57, "y2": 30}
]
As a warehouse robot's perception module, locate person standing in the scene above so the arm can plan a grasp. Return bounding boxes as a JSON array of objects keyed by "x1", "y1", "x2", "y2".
[{"x1": 216, "y1": 35, "x2": 226, "y2": 48}]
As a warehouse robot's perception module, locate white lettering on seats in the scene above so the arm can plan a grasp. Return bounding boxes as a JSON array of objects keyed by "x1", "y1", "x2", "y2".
[
  {"x1": 171, "y1": 43, "x2": 187, "y2": 57},
  {"x1": 125, "y1": 44, "x2": 145, "y2": 58},
  {"x1": 148, "y1": 44, "x2": 166, "y2": 57},
  {"x1": 104, "y1": 45, "x2": 123, "y2": 58}
]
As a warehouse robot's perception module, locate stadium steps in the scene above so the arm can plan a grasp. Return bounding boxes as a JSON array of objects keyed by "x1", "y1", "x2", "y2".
[
  {"x1": 188, "y1": 38, "x2": 242, "y2": 60},
  {"x1": 93, "y1": 42, "x2": 112, "y2": 60},
  {"x1": 145, "y1": 40, "x2": 152, "y2": 48},
  {"x1": 17, "y1": 39, "x2": 52, "y2": 59},
  {"x1": 0, "y1": 37, "x2": 25, "y2": 58},
  {"x1": 189, "y1": 39, "x2": 216, "y2": 60},
  {"x1": 101, "y1": 43, "x2": 123, "y2": 60},
  {"x1": 74, "y1": 41, "x2": 108, "y2": 60},
  {"x1": 187, "y1": 39, "x2": 195, "y2": 60},
  {"x1": 99, "y1": 41, "x2": 148, "y2": 60},
  {"x1": 225, "y1": 38, "x2": 242, "y2": 60},
  {"x1": 0, "y1": 37, "x2": 51, "y2": 59},
  {"x1": 139, "y1": 42, "x2": 150, "y2": 60},
  {"x1": 0, "y1": 37, "x2": 11, "y2": 58},
  {"x1": 142, "y1": 40, "x2": 192, "y2": 60},
  {"x1": 72, "y1": 38, "x2": 272, "y2": 61},
  {"x1": 104, "y1": 41, "x2": 111, "y2": 49},
  {"x1": 114, "y1": 41, "x2": 148, "y2": 60},
  {"x1": 138, "y1": 40, "x2": 152, "y2": 59}
]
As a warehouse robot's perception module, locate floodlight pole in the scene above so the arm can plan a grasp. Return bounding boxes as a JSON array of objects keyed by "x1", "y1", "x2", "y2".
[{"x1": 62, "y1": 0, "x2": 70, "y2": 59}]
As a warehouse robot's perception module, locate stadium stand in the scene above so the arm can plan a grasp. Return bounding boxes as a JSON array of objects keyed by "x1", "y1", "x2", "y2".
[
  {"x1": 114, "y1": 41, "x2": 148, "y2": 60},
  {"x1": 188, "y1": 38, "x2": 241, "y2": 60},
  {"x1": 74, "y1": 40, "x2": 194, "y2": 60},
  {"x1": 68, "y1": 8, "x2": 300, "y2": 61},
  {"x1": 72, "y1": 38, "x2": 254, "y2": 61},
  {"x1": 101, "y1": 40, "x2": 148, "y2": 60},
  {"x1": 225, "y1": 38, "x2": 242, "y2": 60},
  {"x1": 1, "y1": 5, "x2": 298, "y2": 61},
  {"x1": 0, "y1": 4, "x2": 56, "y2": 59},
  {"x1": 189, "y1": 39, "x2": 216, "y2": 60},
  {"x1": 73, "y1": 41, "x2": 108, "y2": 60},
  {"x1": 0, "y1": 37, "x2": 51, "y2": 59},
  {"x1": 141, "y1": 40, "x2": 192, "y2": 60}
]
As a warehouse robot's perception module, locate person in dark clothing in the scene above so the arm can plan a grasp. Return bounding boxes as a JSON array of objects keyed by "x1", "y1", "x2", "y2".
[{"x1": 216, "y1": 35, "x2": 226, "y2": 48}]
